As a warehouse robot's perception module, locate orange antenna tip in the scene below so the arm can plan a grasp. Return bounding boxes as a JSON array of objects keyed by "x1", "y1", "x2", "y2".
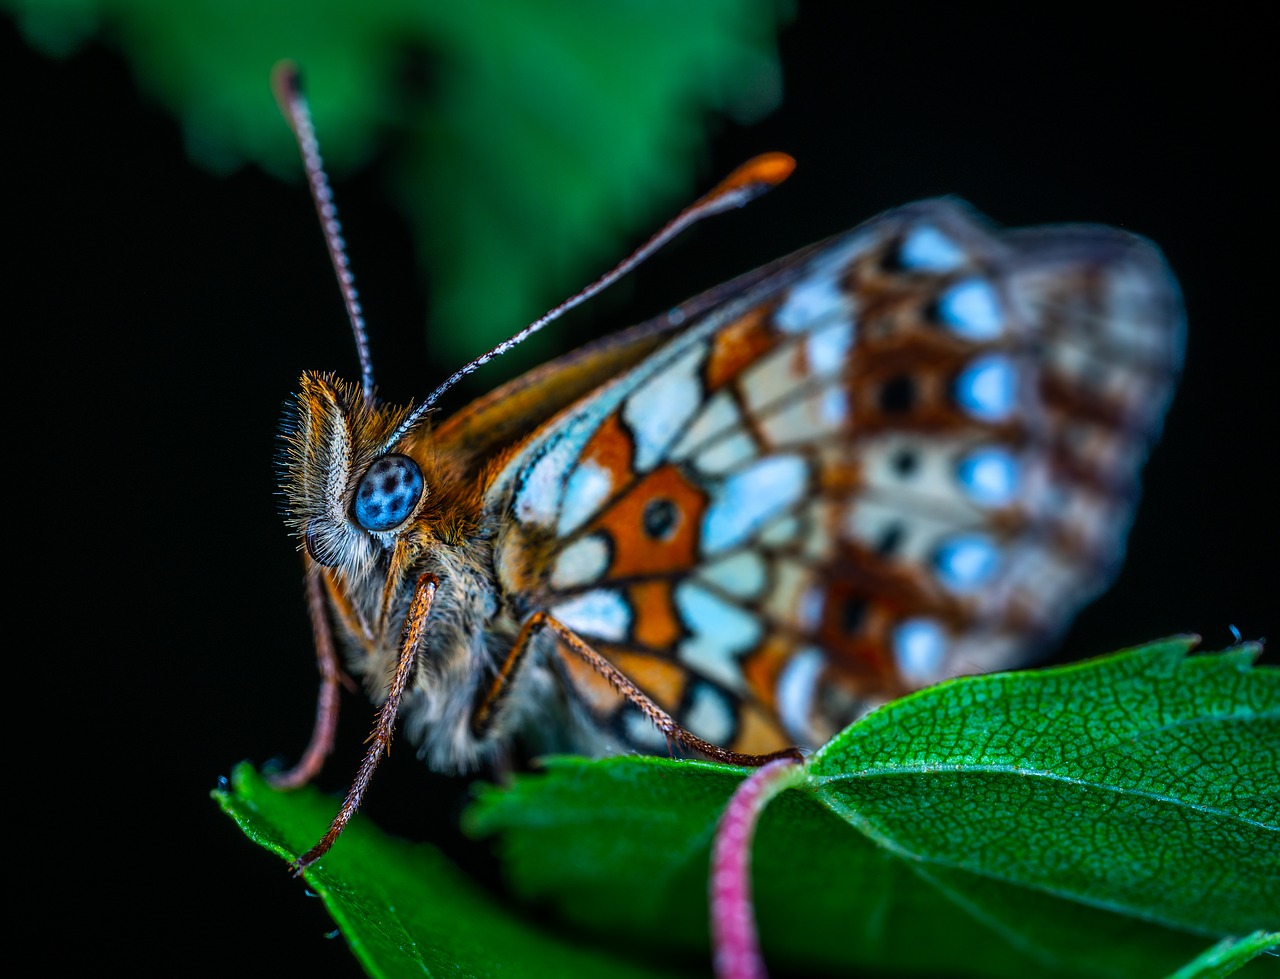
[
  {"x1": 719, "y1": 152, "x2": 796, "y2": 194},
  {"x1": 694, "y1": 152, "x2": 795, "y2": 218},
  {"x1": 705, "y1": 152, "x2": 796, "y2": 204}
]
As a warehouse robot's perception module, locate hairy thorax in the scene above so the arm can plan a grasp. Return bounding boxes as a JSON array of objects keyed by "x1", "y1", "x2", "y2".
[
  {"x1": 334, "y1": 531, "x2": 599, "y2": 772},
  {"x1": 335, "y1": 537, "x2": 502, "y2": 771}
]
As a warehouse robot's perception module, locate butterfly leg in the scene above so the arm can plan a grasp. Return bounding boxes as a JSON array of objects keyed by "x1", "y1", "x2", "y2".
[
  {"x1": 292, "y1": 572, "x2": 439, "y2": 873},
  {"x1": 268, "y1": 569, "x2": 348, "y2": 790},
  {"x1": 473, "y1": 611, "x2": 803, "y2": 767}
]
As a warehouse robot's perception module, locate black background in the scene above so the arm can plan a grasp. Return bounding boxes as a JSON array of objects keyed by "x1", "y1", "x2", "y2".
[{"x1": 10, "y1": 6, "x2": 1274, "y2": 975}]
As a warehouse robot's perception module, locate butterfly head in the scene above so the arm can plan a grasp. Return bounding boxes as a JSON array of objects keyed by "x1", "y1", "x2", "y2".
[{"x1": 278, "y1": 372, "x2": 432, "y2": 578}]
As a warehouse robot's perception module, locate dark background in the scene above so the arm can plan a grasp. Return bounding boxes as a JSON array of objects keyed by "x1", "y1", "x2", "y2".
[{"x1": 11, "y1": 7, "x2": 1274, "y2": 974}]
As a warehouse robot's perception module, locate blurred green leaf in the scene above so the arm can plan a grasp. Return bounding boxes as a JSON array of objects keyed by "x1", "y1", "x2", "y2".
[
  {"x1": 4, "y1": 0, "x2": 789, "y2": 360},
  {"x1": 465, "y1": 639, "x2": 1279, "y2": 978}
]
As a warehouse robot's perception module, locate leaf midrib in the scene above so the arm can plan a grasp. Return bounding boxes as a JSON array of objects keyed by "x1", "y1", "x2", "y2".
[{"x1": 808, "y1": 764, "x2": 1278, "y2": 830}]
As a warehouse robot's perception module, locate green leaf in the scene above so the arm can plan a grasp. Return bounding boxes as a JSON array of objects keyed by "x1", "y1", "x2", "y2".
[
  {"x1": 807, "y1": 636, "x2": 1277, "y2": 936},
  {"x1": 213, "y1": 762, "x2": 683, "y2": 979},
  {"x1": 4, "y1": 0, "x2": 789, "y2": 360},
  {"x1": 465, "y1": 640, "x2": 1280, "y2": 978},
  {"x1": 1166, "y1": 932, "x2": 1280, "y2": 979}
]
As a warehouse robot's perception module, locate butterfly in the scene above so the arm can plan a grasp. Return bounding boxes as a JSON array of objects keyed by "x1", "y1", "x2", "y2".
[{"x1": 266, "y1": 66, "x2": 1183, "y2": 869}]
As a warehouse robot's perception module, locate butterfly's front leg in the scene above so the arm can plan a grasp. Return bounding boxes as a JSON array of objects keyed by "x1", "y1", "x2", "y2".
[
  {"x1": 473, "y1": 611, "x2": 803, "y2": 767},
  {"x1": 267, "y1": 571, "x2": 344, "y2": 789},
  {"x1": 268, "y1": 559, "x2": 366, "y2": 790},
  {"x1": 291, "y1": 572, "x2": 440, "y2": 873}
]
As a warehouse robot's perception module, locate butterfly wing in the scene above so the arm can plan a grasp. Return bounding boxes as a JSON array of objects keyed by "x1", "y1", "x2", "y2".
[{"x1": 482, "y1": 198, "x2": 1183, "y2": 754}]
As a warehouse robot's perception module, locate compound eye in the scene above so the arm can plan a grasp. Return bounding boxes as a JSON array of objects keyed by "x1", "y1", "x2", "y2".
[{"x1": 353, "y1": 454, "x2": 425, "y2": 532}]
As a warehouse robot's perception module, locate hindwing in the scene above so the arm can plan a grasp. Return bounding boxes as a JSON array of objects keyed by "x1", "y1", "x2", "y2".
[{"x1": 483, "y1": 198, "x2": 1183, "y2": 754}]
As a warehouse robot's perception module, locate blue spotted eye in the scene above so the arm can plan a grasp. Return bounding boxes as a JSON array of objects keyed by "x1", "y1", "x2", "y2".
[{"x1": 353, "y1": 454, "x2": 425, "y2": 532}]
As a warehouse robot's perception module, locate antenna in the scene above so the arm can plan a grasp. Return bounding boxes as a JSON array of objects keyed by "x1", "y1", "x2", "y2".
[
  {"x1": 272, "y1": 61, "x2": 376, "y2": 406},
  {"x1": 273, "y1": 59, "x2": 795, "y2": 436},
  {"x1": 379, "y1": 151, "x2": 796, "y2": 451}
]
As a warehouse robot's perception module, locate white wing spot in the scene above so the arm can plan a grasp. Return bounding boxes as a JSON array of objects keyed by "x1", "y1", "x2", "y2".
[
  {"x1": 933, "y1": 533, "x2": 1001, "y2": 590},
  {"x1": 893, "y1": 618, "x2": 947, "y2": 684},
  {"x1": 623, "y1": 709, "x2": 671, "y2": 751},
  {"x1": 675, "y1": 581, "x2": 759, "y2": 691},
  {"x1": 819, "y1": 387, "x2": 848, "y2": 426},
  {"x1": 776, "y1": 647, "x2": 824, "y2": 743},
  {"x1": 760, "y1": 386, "x2": 848, "y2": 447},
  {"x1": 741, "y1": 342, "x2": 803, "y2": 414},
  {"x1": 684, "y1": 683, "x2": 736, "y2": 745},
  {"x1": 937, "y1": 279, "x2": 1003, "y2": 340},
  {"x1": 956, "y1": 447, "x2": 1020, "y2": 507},
  {"x1": 671, "y1": 389, "x2": 740, "y2": 460},
  {"x1": 775, "y1": 274, "x2": 850, "y2": 333},
  {"x1": 763, "y1": 559, "x2": 818, "y2": 633},
  {"x1": 551, "y1": 589, "x2": 631, "y2": 643},
  {"x1": 897, "y1": 224, "x2": 966, "y2": 272},
  {"x1": 760, "y1": 514, "x2": 801, "y2": 546},
  {"x1": 702, "y1": 455, "x2": 808, "y2": 554},
  {"x1": 514, "y1": 432, "x2": 578, "y2": 528},
  {"x1": 798, "y1": 586, "x2": 824, "y2": 632},
  {"x1": 954, "y1": 354, "x2": 1017, "y2": 421},
  {"x1": 557, "y1": 459, "x2": 613, "y2": 535},
  {"x1": 623, "y1": 344, "x2": 704, "y2": 472},
  {"x1": 697, "y1": 550, "x2": 768, "y2": 600},
  {"x1": 549, "y1": 533, "x2": 611, "y2": 589},
  {"x1": 805, "y1": 319, "x2": 855, "y2": 374},
  {"x1": 693, "y1": 431, "x2": 758, "y2": 476}
]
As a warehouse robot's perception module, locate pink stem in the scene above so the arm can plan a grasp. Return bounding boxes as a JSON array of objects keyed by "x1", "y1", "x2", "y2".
[{"x1": 710, "y1": 756, "x2": 805, "y2": 979}]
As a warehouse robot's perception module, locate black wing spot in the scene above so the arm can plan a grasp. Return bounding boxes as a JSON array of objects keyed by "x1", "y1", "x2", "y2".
[
  {"x1": 841, "y1": 598, "x2": 868, "y2": 635},
  {"x1": 891, "y1": 447, "x2": 919, "y2": 477},
  {"x1": 875, "y1": 523, "x2": 905, "y2": 556},
  {"x1": 878, "y1": 375, "x2": 916, "y2": 414},
  {"x1": 642, "y1": 498, "x2": 679, "y2": 540}
]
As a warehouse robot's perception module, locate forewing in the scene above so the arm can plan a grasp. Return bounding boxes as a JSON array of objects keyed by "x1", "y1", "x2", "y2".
[{"x1": 487, "y1": 199, "x2": 1183, "y2": 753}]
